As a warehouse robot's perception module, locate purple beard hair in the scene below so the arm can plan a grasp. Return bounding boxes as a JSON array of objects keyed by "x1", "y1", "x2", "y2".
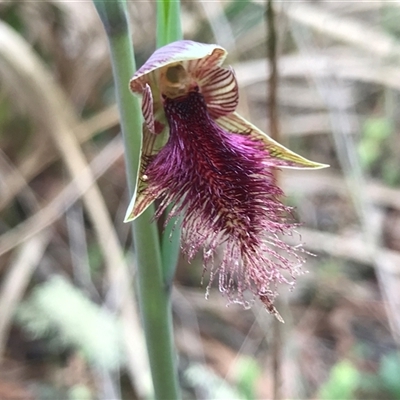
[{"x1": 143, "y1": 89, "x2": 303, "y2": 309}]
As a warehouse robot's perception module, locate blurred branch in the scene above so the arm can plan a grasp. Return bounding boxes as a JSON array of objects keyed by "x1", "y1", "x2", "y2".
[
  {"x1": 282, "y1": 170, "x2": 400, "y2": 212},
  {"x1": 198, "y1": 0, "x2": 236, "y2": 52},
  {"x1": 234, "y1": 51, "x2": 400, "y2": 91},
  {"x1": 280, "y1": 3, "x2": 400, "y2": 60},
  {"x1": 293, "y1": 227, "x2": 400, "y2": 276},
  {"x1": 267, "y1": 0, "x2": 279, "y2": 142}
]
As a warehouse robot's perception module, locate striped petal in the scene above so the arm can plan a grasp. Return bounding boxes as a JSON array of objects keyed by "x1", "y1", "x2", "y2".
[
  {"x1": 142, "y1": 84, "x2": 155, "y2": 133},
  {"x1": 216, "y1": 112, "x2": 329, "y2": 169},
  {"x1": 197, "y1": 66, "x2": 239, "y2": 119}
]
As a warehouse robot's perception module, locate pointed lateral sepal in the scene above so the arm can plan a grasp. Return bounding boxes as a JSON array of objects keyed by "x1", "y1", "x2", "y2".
[
  {"x1": 217, "y1": 112, "x2": 329, "y2": 169},
  {"x1": 124, "y1": 122, "x2": 169, "y2": 222},
  {"x1": 124, "y1": 182, "x2": 159, "y2": 222}
]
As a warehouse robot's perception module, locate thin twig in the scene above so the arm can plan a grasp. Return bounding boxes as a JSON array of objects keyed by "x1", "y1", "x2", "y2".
[
  {"x1": 267, "y1": 0, "x2": 279, "y2": 143},
  {"x1": 266, "y1": 1, "x2": 282, "y2": 399}
]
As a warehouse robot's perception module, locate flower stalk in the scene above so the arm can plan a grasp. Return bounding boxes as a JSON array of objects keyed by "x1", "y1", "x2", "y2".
[{"x1": 93, "y1": 0, "x2": 180, "y2": 398}]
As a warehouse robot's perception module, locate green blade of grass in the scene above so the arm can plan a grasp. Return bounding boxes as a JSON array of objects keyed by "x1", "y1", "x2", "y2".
[
  {"x1": 157, "y1": 0, "x2": 182, "y2": 48},
  {"x1": 156, "y1": 0, "x2": 183, "y2": 286}
]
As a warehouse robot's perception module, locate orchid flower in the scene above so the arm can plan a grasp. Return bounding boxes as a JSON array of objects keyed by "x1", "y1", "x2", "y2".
[{"x1": 125, "y1": 40, "x2": 327, "y2": 317}]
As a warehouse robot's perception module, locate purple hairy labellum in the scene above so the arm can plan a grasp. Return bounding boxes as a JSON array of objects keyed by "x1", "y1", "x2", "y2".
[{"x1": 125, "y1": 40, "x2": 328, "y2": 320}]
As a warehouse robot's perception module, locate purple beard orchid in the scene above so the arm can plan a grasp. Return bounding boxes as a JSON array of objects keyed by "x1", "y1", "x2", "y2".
[{"x1": 125, "y1": 40, "x2": 327, "y2": 319}]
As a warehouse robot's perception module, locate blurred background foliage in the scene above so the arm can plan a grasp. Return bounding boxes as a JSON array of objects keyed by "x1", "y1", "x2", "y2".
[{"x1": 1, "y1": 0, "x2": 400, "y2": 399}]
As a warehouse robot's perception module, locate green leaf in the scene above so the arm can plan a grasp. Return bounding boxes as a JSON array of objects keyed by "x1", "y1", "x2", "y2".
[
  {"x1": 380, "y1": 354, "x2": 400, "y2": 397},
  {"x1": 68, "y1": 385, "x2": 93, "y2": 400},
  {"x1": 363, "y1": 117, "x2": 392, "y2": 141},
  {"x1": 358, "y1": 137, "x2": 381, "y2": 166},
  {"x1": 235, "y1": 357, "x2": 262, "y2": 400},
  {"x1": 382, "y1": 159, "x2": 400, "y2": 187},
  {"x1": 318, "y1": 360, "x2": 360, "y2": 400}
]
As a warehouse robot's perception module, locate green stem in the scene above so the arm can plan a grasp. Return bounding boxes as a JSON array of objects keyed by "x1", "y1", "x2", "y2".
[
  {"x1": 157, "y1": 0, "x2": 183, "y2": 285},
  {"x1": 93, "y1": 1, "x2": 180, "y2": 398}
]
